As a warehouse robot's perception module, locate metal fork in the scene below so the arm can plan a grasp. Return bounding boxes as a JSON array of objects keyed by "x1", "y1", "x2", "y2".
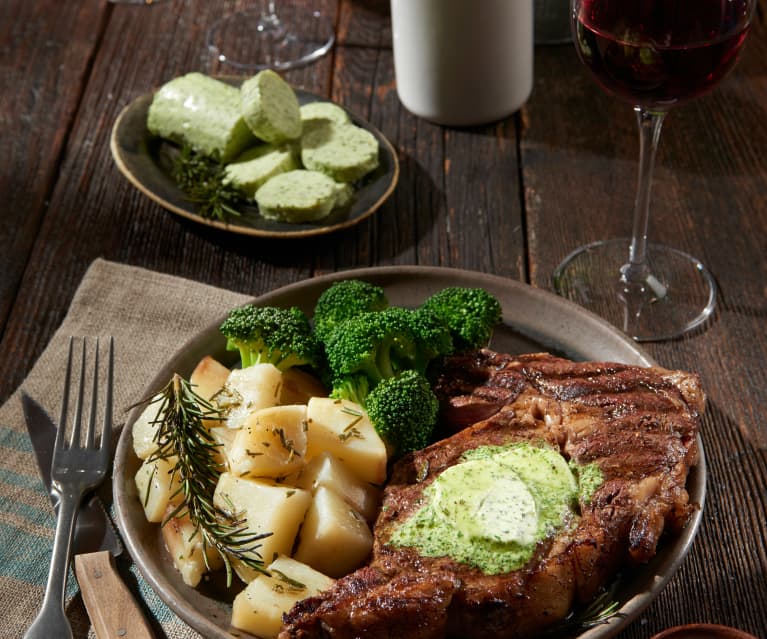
[{"x1": 24, "y1": 336, "x2": 114, "y2": 639}]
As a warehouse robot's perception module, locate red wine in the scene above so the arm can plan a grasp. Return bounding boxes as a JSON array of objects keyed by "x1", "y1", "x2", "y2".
[{"x1": 575, "y1": 0, "x2": 753, "y2": 108}]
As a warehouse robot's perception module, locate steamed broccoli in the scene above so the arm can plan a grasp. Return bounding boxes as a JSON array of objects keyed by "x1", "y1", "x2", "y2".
[
  {"x1": 324, "y1": 307, "x2": 418, "y2": 404},
  {"x1": 219, "y1": 304, "x2": 320, "y2": 371},
  {"x1": 312, "y1": 279, "x2": 389, "y2": 342},
  {"x1": 420, "y1": 287, "x2": 502, "y2": 351},
  {"x1": 365, "y1": 369, "x2": 439, "y2": 456},
  {"x1": 408, "y1": 307, "x2": 454, "y2": 373}
]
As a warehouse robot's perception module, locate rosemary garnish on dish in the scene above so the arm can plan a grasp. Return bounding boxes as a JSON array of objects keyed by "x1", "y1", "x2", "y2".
[
  {"x1": 145, "y1": 374, "x2": 270, "y2": 586},
  {"x1": 171, "y1": 144, "x2": 244, "y2": 221},
  {"x1": 544, "y1": 580, "x2": 622, "y2": 635}
]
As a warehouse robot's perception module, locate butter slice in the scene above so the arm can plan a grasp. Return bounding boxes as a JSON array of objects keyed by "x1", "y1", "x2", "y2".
[
  {"x1": 301, "y1": 121, "x2": 379, "y2": 183},
  {"x1": 255, "y1": 170, "x2": 348, "y2": 223},
  {"x1": 223, "y1": 144, "x2": 298, "y2": 199},
  {"x1": 241, "y1": 70, "x2": 302, "y2": 144}
]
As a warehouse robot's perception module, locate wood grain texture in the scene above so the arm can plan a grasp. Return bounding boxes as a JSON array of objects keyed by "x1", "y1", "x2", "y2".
[
  {"x1": 0, "y1": 0, "x2": 108, "y2": 333},
  {"x1": 74, "y1": 551, "x2": 154, "y2": 639},
  {"x1": 1, "y1": 1, "x2": 766, "y2": 637}
]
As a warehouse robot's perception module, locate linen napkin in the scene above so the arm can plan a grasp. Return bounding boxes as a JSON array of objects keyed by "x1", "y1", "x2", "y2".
[{"x1": 0, "y1": 258, "x2": 252, "y2": 638}]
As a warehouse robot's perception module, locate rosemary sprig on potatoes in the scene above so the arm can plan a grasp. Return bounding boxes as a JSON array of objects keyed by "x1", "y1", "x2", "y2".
[{"x1": 145, "y1": 374, "x2": 270, "y2": 586}]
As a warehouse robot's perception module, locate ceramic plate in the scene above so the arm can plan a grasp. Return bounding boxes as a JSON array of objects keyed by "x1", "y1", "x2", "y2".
[
  {"x1": 113, "y1": 266, "x2": 706, "y2": 639},
  {"x1": 110, "y1": 82, "x2": 399, "y2": 238}
]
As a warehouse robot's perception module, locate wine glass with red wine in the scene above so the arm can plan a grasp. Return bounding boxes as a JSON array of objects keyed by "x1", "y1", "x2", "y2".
[
  {"x1": 206, "y1": 0, "x2": 334, "y2": 71},
  {"x1": 554, "y1": 0, "x2": 756, "y2": 341}
]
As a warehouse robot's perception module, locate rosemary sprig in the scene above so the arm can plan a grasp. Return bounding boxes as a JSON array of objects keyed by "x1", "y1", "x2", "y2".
[
  {"x1": 171, "y1": 145, "x2": 244, "y2": 221},
  {"x1": 544, "y1": 580, "x2": 622, "y2": 636},
  {"x1": 145, "y1": 374, "x2": 271, "y2": 586}
]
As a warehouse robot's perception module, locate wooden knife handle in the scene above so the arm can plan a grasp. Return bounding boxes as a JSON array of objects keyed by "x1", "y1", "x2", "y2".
[{"x1": 74, "y1": 551, "x2": 155, "y2": 639}]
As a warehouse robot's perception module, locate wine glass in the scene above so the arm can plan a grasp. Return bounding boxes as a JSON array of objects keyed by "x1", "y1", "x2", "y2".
[
  {"x1": 554, "y1": 0, "x2": 756, "y2": 341},
  {"x1": 206, "y1": 0, "x2": 335, "y2": 71}
]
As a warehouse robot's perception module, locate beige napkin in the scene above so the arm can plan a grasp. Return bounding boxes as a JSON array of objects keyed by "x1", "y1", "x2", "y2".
[{"x1": 0, "y1": 258, "x2": 251, "y2": 638}]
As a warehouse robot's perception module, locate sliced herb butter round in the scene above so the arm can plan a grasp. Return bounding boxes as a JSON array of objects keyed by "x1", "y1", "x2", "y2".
[
  {"x1": 300, "y1": 102, "x2": 351, "y2": 131},
  {"x1": 301, "y1": 121, "x2": 380, "y2": 183},
  {"x1": 241, "y1": 70, "x2": 302, "y2": 144},
  {"x1": 147, "y1": 72, "x2": 255, "y2": 163},
  {"x1": 223, "y1": 144, "x2": 298, "y2": 199},
  {"x1": 255, "y1": 170, "x2": 349, "y2": 223}
]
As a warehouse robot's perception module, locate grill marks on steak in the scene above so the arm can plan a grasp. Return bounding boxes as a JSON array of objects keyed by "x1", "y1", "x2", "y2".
[{"x1": 280, "y1": 350, "x2": 704, "y2": 639}]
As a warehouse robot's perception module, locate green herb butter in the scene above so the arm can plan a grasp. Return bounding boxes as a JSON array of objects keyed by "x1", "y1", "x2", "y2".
[
  {"x1": 254, "y1": 169, "x2": 348, "y2": 223},
  {"x1": 389, "y1": 442, "x2": 603, "y2": 574},
  {"x1": 300, "y1": 121, "x2": 380, "y2": 183},
  {"x1": 147, "y1": 73, "x2": 255, "y2": 163},
  {"x1": 223, "y1": 144, "x2": 298, "y2": 199}
]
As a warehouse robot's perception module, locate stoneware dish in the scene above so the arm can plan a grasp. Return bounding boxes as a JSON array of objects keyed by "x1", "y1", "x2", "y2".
[
  {"x1": 111, "y1": 82, "x2": 399, "y2": 239},
  {"x1": 650, "y1": 625, "x2": 761, "y2": 639},
  {"x1": 113, "y1": 266, "x2": 707, "y2": 639}
]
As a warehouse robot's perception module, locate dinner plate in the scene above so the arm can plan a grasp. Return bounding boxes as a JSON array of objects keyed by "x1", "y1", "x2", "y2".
[
  {"x1": 113, "y1": 266, "x2": 706, "y2": 639},
  {"x1": 110, "y1": 82, "x2": 399, "y2": 239}
]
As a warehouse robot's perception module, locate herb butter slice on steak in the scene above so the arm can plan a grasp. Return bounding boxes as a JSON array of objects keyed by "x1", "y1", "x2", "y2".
[{"x1": 280, "y1": 350, "x2": 703, "y2": 639}]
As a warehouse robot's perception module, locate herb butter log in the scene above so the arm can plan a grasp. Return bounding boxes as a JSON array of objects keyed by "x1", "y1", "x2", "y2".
[
  {"x1": 255, "y1": 170, "x2": 353, "y2": 223},
  {"x1": 301, "y1": 121, "x2": 380, "y2": 183},
  {"x1": 147, "y1": 73, "x2": 255, "y2": 163},
  {"x1": 241, "y1": 70, "x2": 302, "y2": 144}
]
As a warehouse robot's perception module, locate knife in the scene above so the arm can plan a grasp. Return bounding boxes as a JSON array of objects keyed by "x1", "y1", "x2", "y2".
[{"x1": 22, "y1": 391, "x2": 154, "y2": 639}]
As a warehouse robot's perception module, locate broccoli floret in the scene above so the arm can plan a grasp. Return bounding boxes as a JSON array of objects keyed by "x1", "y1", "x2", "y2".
[
  {"x1": 324, "y1": 307, "x2": 417, "y2": 403},
  {"x1": 365, "y1": 369, "x2": 439, "y2": 456},
  {"x1": 220, "y1": 304, "x2": 320, "y2": 370},
  {"x1": 313, "y1": 279, "x2": 389, "y2": 342},
  {"x1": 420, "y1": 287, "x2": 502, "y2": 351},
  {"x1": 408, "y1": 307, "x2": 454, "y2": 373},
  {"x1": 328, "y1": 373, "x2": 370, "y2": 406}
]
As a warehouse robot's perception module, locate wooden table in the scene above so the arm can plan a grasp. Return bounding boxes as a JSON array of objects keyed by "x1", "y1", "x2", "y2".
[{"x1": 2, "y1": 1, "x2": 766, "y2": 637}]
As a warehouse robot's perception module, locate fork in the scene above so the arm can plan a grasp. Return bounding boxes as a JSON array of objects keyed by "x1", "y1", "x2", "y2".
[{"x1": 24, "y1": 336, "x2": 114, "y2": 639}]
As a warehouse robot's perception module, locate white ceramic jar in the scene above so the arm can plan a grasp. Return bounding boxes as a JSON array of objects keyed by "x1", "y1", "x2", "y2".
[{"x1": 390, "y1": 0, "x2": 534, "y2": 126}]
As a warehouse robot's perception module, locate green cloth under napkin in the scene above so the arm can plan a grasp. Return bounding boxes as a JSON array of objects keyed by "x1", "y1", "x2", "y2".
[{"x1": 0, "y1": 259, "x2": 252, "y2": 638}]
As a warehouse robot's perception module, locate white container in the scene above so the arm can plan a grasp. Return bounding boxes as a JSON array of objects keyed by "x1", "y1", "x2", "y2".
[{"x1": 390, "y1": 0, "x2": 534, "y2": 126}]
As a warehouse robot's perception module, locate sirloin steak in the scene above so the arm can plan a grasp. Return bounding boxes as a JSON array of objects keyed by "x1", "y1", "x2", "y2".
[{"x1": 280, "y1": 350, "x2": 704, "y2": 639}]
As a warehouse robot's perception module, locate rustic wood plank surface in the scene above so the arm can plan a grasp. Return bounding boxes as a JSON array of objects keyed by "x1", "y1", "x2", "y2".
[{"x1": 1, "y1": 0, "x2": 765, "y2": 637}]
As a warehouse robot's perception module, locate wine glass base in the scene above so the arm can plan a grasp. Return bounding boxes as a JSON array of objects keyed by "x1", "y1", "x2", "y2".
[
  {"x1": 206, "y1": 7, "x2": 335, "y2": 71},
  {"x1": 553, "y1": 239, "x2": 717, "y2": 342}
]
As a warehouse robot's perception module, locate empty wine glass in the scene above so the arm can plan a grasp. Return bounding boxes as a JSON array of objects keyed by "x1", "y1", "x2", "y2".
[
  {"x1": 554, "y1": 0, "x2": 756, "y2": 341},
  {"x1": 206, "y1": 0, "x2": 335, "y2": 71}
]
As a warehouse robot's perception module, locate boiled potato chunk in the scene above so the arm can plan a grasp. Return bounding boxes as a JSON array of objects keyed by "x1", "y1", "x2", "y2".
[
  {"x1": 209, "y1": 425, "x2": 237, "y2": 469},
  {"x1": 296, "y1": 452, "x2": 381, "y2": 521},
  {"x1": 279, "y1": 368, "x2": 328, "y2": 405},
  {"x1": 304, "y1": 398, "x2": 387, "y2": 484},
  {"x1": 132, "y1": 398, "x2": 163, "y2": 460},
  {"x1": 228, "y1": 405, "x2": 308, "y2": 479},
  {"x1": 293, "y1": 486, "x2": 373, "y2": 578},
  {"x1": 161, "y1": 506, "x2": 224, "y2": 587},
  {"x1": 190, "y1": 355, "x2": 230, "y2": 401},
  {"x1": 134, "y1": 455, "x2": 183, "y2": 523},
  {"x1": 219, "y1": 364, "x2": 283, "y2": 429},
  {"x1": 213, "y1": 473, "x2": 312, "y2": 582},
  {"x1": 231, "y1": 555, "x2": 334, "y2": 638}
]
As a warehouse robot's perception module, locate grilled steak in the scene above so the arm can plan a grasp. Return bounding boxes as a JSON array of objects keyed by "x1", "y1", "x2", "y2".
[{"x1": 280, "y1": 350, "x2": 704, "y2": 639}]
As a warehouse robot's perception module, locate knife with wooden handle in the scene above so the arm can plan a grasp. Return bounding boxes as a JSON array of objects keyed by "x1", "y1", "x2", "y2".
[
  {"x1": 74, "y1": 551, "x2": 154, "y2": 639},
  {"x1": 22, "y1": 392, "x2": 155, "y2": 639}
]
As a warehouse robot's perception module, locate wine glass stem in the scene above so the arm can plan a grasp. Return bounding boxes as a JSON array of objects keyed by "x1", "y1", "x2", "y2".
[{"x1": 624, "y1": 107, "x2": 666, "y2": 287}]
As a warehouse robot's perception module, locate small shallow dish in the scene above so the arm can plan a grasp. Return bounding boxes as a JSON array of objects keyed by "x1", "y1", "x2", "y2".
[
  {"x1": 113, "y1": 266, "x2": 706, "y2": 639},
  {"x1": 111, "y1": 81, "x2": 399, "y2": 239},
  {"x1": 651, "y1": 625, "x2": 761, "y2": 639}
]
